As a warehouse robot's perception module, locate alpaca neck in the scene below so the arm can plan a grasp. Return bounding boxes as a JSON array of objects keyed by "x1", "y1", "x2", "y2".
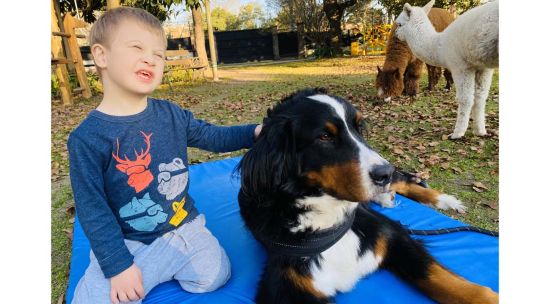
[{"x1": 407, "y1": 17, "x2": 447, "y2": 68}]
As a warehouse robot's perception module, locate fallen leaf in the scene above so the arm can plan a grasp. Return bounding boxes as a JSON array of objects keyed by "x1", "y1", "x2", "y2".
[
  {"x1": 393, "y1": 148, "x2": 404, "y2": 155},
  {"x1": 56, "y1": 292, "x2": 65, "y2": 304},
  {"x1": 472, "y1": 186, "x2": 484, "y2": 192},
  {"x1": 451, "y1": 167, "x2": 463, "y2": 173},
  {"x1": 481, "y1": 202, "x2": 498, "y2": 210},
  {"x1": 473, "y1": 181, "x2": 489, "y2": 190},
  {"x1": 63, "y1": 228, "x2": 73, "y2": 241},
  {"x1": 66, "y1": 205, "x2": 75, "y2": 216}
]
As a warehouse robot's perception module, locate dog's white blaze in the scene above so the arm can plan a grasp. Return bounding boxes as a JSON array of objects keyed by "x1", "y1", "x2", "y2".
[
  {"x1": 292, "y1": 194, "x2": 356, "y2": 232},
  {"x1": 308, "y1": 94, "x2": 388, "y2": 198},
  {"x1": 310, "y1": 230, "x2": 382, "y2": 296}
]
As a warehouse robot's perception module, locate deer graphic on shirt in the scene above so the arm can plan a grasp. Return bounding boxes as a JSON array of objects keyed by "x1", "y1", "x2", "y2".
[{"x1": 112, "y1": 131, "x2": 154, "y2": 193}]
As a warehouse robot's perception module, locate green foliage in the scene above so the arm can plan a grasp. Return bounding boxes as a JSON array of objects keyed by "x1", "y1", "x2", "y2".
[
  {"x1": 59, "y1": 0, "x2": 192, "y2": 23},
  {"x1": 236, "y1": 2, "x2": 266, "y2": 30},
  {"x1": 50, "y1": 72, "x2": 103, "y2": 99},
  {"x1": 313, "y1": 44, "x2": 338, "y2": 58},
  {"x1": 376, "y1": 0, "x2": 482, "y2": 18},
  {"x1": 51, "y1": 74, "x2": 60, "y2": 98},
  {"x1": 203, "y1": 7, "x2": 239, "y2": 31},
  {"x1": 87, "y1": 73, "x2": 103, "y2": 95}
]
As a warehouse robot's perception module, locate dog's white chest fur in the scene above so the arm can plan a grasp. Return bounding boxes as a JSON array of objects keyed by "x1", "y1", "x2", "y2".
[{"x1": 309, "y1": 230, "x2": 382, "y2": 296}]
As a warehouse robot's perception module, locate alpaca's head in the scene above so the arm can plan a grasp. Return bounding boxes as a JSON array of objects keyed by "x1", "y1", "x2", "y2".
[
  {"x1": 375, "y1": 66, "x2": 403, "y2": 101},
  {"x1": 395, "y1": 0, "x2": 435, "y2": 42}
]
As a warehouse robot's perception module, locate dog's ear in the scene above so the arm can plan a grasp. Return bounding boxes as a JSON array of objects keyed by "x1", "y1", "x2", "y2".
[{"x1": 238, "y1": 116, "x2": 298, "y2": 203}]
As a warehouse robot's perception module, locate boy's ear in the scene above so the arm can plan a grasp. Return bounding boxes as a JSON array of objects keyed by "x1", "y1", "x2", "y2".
[{"x1": 91, "y1": 44, "x2": 107, "y2": 69}]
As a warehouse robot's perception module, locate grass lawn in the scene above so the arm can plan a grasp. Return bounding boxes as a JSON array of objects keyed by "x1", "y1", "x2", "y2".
[{"x1": 51, "y1": 56, "x2": 498, "y2": 303}]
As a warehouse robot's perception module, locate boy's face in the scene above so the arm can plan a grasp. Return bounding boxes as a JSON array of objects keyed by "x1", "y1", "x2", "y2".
[{"x1": 95, "y1": 19, "x2": 166, "y2": 97}]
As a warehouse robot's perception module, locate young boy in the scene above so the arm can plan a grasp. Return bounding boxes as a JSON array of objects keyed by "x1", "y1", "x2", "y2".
[{"x1": 68, "y1": 7, "x2": 261, "y2": 304}]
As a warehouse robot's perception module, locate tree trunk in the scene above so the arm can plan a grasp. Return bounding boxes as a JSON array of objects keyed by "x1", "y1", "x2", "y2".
[
  {"x1": 323, "y1": 0, "x2": 357, "y2": 55},
  {"x1": 297, "y1": 22, "x2": 305, "y2": 58},
  {"x1": 191, "y1": 5, "x2": 209, "y2": 67}
]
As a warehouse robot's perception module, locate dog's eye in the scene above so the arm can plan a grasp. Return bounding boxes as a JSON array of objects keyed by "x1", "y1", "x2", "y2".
[{"x1": 319, "y1": 132, "x2": 333, "y2": 141}]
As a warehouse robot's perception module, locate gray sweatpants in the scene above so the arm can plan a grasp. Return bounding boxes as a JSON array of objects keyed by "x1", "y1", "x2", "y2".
[{"x1": 72, "y1": 215, "x2": 231, "y2": 304}]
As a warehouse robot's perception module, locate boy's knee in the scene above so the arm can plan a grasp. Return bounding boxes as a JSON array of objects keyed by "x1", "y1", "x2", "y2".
[{"x1": 180, "y1": 249, "x2": 231, "y2": 293}]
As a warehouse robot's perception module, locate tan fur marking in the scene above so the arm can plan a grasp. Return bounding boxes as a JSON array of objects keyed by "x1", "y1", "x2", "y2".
[
  {"x1": 325, "y1": 122, "x2": 338, "y2": 136},
  {"x1": 374, "y1": 235, "x2": 388, "y2": 260},
  {"x1": 391, "y1": 181, "x2": 441, "y2": 206},
  {"x1": 355, "y1": 111, "x2": 362, "y2": 124},
  {"x1": 306, "y1": 162, "x2": 368, "y2": 202},
  {"x1": 417, "y1": 262, "x2": 499, "y2": 304},
  {"x1": 286, "y1": 268, "x2": 327, "y2": 298}
]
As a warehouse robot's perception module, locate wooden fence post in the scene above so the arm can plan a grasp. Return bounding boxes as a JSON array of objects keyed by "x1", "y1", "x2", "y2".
[
  {"x1": 51, "y1": 0, "x2": 72, "y2": 105},
  {"x1": 63, "y1": 14, "x2": 92, "y2": 99}
]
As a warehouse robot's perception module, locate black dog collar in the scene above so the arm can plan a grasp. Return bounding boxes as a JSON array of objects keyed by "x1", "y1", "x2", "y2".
[{"x1": 259, "y1": 215, "x2": 355, "y2": 257}]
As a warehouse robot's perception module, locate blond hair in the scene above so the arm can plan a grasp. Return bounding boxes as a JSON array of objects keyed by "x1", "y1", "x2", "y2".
[{"x1": 89, "y1": 7, "x2": 166, "y2": 48}]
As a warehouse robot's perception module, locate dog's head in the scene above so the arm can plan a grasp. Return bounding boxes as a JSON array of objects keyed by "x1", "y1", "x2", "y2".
[{"x1": 239, "y1": 88, "x2": 394, "y2": 205}]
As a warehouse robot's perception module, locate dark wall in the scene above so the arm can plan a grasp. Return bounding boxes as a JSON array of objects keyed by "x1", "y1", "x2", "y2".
[
  {"x1": 213, "y1": 29, "x2": 275, "y2": 64},
  {"x1": 277, "y1": 31, "x2": 298, "y2": 58}
]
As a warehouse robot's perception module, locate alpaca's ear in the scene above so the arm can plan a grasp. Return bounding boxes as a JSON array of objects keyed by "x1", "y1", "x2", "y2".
[
  {"x1": 377, "y1": 66, "x2": 382, "y2": 73},
  {"x1": 423, "y1": 0, "x2": 435, "y2": 14},
  {"x1": 404, "y1": 3, "x2": 412, "y2": 17}
]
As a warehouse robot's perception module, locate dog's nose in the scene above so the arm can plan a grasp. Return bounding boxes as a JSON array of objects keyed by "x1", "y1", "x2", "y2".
[{"x1": 369, "y1": 164, "x2": 395, "y2": 186}]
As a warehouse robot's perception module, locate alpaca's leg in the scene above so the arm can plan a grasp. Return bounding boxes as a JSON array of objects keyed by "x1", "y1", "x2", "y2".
[
  {"x1": 404, "y1": 59, "x2": 423, "y2": 96},
  {"x1": 426, "y1": 64, "x2": 441, "y2": 91},
  {"x1": 471, "y1": 69, "x2": 494, "y2": 136},
  {"x1": 443, "y1": 69, "x2": 453, "y2": 91},
  {"x1": 450, "y1": 70, "x2": 475, "y2": 139}
]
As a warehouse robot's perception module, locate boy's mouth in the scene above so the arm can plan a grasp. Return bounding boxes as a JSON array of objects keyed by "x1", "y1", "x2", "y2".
[{"x1": 136, "y1": 69, "x2": 154, "y2": 82}]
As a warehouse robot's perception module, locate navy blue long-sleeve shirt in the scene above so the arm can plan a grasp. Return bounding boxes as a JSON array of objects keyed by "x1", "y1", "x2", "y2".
[{"x1": 67, "y1": 98, "x2": 257, "y2": 278}]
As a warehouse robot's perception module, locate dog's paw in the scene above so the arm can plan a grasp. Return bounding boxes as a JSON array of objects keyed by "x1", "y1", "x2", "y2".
[
  {"x1": 436, "y1": 194, "x2": 467, "y2": 214},
  {"x1": 373, "y1": 192, "x2": 396, "y2": 208}
]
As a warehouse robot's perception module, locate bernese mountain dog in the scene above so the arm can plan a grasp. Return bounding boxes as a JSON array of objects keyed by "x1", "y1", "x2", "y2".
[{"x1": 237, "y1": 88, "x2": 498, "y2": 304}]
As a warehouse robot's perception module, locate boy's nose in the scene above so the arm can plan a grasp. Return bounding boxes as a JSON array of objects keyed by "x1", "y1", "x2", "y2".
[{"x1": 142, "y1": 53, "x2": 156, "y2": 65}]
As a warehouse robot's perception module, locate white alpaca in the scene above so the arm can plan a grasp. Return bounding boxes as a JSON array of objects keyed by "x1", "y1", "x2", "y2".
[{"x1": 394, "y1": 0, "x2": 498, "y2": 139}]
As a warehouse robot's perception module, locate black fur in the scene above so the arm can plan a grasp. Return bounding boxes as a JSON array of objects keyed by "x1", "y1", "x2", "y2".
[{"x1": 237, "y1": 89, "x2": 453, "y2": 303}]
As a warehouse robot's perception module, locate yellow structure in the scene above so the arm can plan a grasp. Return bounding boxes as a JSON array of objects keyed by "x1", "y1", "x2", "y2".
[{"x1": 351, "y1": 24, "x2": 392, "y2": 56}]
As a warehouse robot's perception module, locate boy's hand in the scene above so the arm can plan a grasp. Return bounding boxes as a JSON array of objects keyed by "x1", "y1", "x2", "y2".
[
  {"x1": 254, "y1": 124, "x2": 263, "y2": 139},
  {"x1": 110, "y1": 264, "x2": 144, "y2": 304}
]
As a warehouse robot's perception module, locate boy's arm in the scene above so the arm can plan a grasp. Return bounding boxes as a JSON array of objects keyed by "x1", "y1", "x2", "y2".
[
  {"x1": 185, "y1": 110, "x2": 259, "y2": 152},
  {"x1": 68, "y1": 134, "x2": 134, "y2": 278}
]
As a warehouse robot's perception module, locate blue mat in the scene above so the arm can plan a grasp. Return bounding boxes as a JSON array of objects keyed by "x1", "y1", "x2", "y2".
[{"x1": 66, "y1": 157, "x2": 498, "y2": 304}]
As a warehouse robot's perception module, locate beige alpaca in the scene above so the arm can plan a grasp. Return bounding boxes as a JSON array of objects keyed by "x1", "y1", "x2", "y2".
[{"x1": 395, "y1": 0, "x2": 498, "y2": 139}]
